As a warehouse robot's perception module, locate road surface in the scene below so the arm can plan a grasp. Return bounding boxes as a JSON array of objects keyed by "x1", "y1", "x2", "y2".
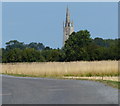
[{"x1": 2, "y1": 75, "x2": 118, "y2": 104}]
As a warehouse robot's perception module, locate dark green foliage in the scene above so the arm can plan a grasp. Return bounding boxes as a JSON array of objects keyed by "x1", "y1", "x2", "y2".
[
  {"x1": 6, "y1": 40, "x2": 25, "y2": 50},
  {"x1": 3, "y1": 48, "x2": 45, "y2": 63},
  {"x1": 1, "y1": 30, "x2": 120, "y2": 63},
  {"x1": 0, "y1": 48, "x2": 2, "y2": 63},
  {"x1": 2, "y1": 41, "x2": 46, "y2": 63},
  {"x1": 21, "y1": 48, "x2": 45, "y2": 62},
  {"x1": 41, "y1": 49, "x2": 61, "y2": 62},
  {"x1": 63, "y1": 30, "x2": 92, "y2": 61},
  {"x1": 63, "y1": 30, "x2": 119, "y2": 61},
  {"x1": 93, "y1": 37, "x2": 118, "y2": 48},
  {"x1": 27, "y1": 42, "x2": 45, "y2": 50},
  {"x1": 44, "y1": 46, "x2": 52, "y2": 50}
]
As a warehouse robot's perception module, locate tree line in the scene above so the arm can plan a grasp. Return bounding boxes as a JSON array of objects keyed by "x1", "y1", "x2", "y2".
[{"x1": 1, "y1": 30, "x2": 120, "y2": 63}]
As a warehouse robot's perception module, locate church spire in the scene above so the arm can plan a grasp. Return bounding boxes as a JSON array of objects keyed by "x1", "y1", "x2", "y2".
[
  {"x1": 63, "y1": 6, "x2": 74, "y2": 46},
  {"x1": 66, "y1": 6, "x2": 70, "y2": 22},
  {"x1": 65, "y1": 6, "x2": 70, "y2": 27}
]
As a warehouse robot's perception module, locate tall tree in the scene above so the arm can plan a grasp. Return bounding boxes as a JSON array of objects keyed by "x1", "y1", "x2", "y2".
[{"x1": 63, "y1": 30, "x2": 92, "y2": 61}]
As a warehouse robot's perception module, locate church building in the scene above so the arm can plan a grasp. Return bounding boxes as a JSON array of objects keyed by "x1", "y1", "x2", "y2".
[{"x1": 63, "y1": 7, "x2": 74, "y2": 46}]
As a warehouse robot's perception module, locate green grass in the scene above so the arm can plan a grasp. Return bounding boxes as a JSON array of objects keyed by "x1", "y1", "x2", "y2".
[
  {"x1": 98, "y1": 80, "x2": 120, "y2": 89},
  {"x1": 2, "y1": 73, "x2": 62, "y2": 79}
]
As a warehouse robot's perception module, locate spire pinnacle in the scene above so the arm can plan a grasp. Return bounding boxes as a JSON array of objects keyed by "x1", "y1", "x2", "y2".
[{"x1": 66, "y1": 6, "x2": 70, "y2": 26}]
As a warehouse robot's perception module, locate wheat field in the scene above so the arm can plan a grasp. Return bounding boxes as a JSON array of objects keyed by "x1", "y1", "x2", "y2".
[{"x1": 1, "y1": 61, "x2": 118, "y2": 79}]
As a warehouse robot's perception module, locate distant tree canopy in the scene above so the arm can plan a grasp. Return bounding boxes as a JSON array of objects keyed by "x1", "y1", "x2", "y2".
[
  {"x1": 5, "y1": 40, "x2": 45, "y2": 51},
  {"x1": 1, "y1": 30, "x2": 120, "y2": 63},
  {"x1": 6, "y1": 40, "x2": 25, "y2": 50},
  {"x1": 27, "y1": 42, "x2": 45, "y2": 50}
]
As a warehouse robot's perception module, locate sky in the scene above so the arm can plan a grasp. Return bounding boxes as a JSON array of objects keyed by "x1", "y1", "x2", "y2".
[{"x1": 2, "y1": 2, "x2": 118, "y2": 49}]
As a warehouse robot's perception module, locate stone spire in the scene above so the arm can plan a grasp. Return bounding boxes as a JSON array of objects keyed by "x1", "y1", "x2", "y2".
[
  {"x1": 65, "y1": 6, "x2": 70, "y2": 27},
  {"x1": 63, "y1": 7, "x2": 74, "y2": 46}
]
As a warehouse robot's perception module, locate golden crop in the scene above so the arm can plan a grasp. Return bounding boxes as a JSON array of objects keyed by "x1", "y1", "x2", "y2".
[{"x1": 1, "y1": 61, "x2": 118, "y2": 78}]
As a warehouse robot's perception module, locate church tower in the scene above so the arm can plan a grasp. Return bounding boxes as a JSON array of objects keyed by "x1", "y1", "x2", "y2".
[{"x1": 63, "y1": 7, "x2": 74, "y2": 46}]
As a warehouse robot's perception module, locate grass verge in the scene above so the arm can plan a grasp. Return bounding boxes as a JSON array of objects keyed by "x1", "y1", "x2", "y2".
[
  {"x1": 98, "y1": 80, "x2": 120, "y2": 89},
  {"x1": 2, "y1": 73, "x2": 61, "y2": 79}
]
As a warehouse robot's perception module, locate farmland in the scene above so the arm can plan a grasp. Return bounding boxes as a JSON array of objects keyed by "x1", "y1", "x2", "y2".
[{"x1": 2, "y1": 61, "x2": 118, "y2": 78}]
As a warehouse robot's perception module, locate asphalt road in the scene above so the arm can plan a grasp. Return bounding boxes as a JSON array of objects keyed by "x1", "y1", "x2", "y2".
[{"x1": 2, "y1": 75, "x2": 118, "y2": 104}]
